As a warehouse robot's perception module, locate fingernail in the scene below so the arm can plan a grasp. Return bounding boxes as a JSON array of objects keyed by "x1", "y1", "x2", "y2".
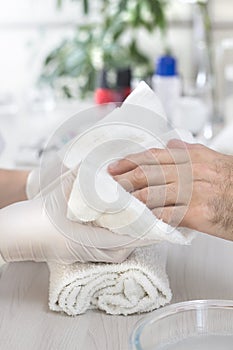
[
  {"x1": 167, "y1": 139, "x2": 187, "y2": 149},
  {"x1": 108, "y1": 161, "x2": 119, "y2": 170}
]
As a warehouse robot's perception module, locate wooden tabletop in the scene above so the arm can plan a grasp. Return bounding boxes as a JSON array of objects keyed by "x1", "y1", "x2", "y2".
[{"x1": 0, "y1": 233, "x2": 233, "y2": 350}]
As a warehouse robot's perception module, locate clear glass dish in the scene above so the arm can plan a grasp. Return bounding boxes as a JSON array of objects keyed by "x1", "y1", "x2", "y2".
[{"x1": 131, "y1": 300, "x2": 233, "y2": 350}]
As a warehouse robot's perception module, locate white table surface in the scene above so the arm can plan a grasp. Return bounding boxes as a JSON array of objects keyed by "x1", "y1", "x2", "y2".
[
  {"x1": 0, "y1": 233, "x2": 233, "y2": 350},
  {"x1": 1, "y1": 103, "x2": 233, "y2": 349}
]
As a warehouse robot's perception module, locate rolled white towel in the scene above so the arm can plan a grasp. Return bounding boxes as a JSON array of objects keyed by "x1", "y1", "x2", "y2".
[{"x1": 48, "y1": 245, "x2": 172, "y2": 316}]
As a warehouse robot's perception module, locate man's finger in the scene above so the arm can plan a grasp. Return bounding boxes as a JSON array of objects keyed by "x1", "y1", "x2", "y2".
[
  {"x1": 114, "y1": 164, "x2": 180, "y2": 192},
  {"x1": 108, "y1": 147, "x2": 190, "y2": 175},
  {"x1": 167, "y1": 139, "x2": 191, "y2": 149},
  {"x1": 132, "y1": 183, "x2": 191, "y2": 209}
]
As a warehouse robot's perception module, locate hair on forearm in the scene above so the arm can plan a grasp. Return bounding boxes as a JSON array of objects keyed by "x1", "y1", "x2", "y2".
[{"x1": 208, "y1": 158, "x2": 233, "y2": 238}]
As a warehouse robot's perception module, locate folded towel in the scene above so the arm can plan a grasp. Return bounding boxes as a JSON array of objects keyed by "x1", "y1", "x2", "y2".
[
  {"x1": 48, "y1": 244, "x2": 172, "y2": 316},
  {"x1": 64, "y1": 82, "x2": 194, "y2": 245}
]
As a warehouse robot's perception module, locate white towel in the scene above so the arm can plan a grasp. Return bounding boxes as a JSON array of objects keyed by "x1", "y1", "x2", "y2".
[
  {"x1": 48, "y1": 244, "x2": 172, "y2": 316},
  {"x1": 210, "y1": 120, "x2": 233, "y2": 155},
  {"x1": 64, "y1": 81, "x2": 194, "y2": 245}
]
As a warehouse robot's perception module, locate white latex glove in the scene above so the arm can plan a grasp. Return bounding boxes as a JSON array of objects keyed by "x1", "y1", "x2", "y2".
[
  {"x1": 0, "y1": 168, "x2": 155, "y2": 264},
  {"x1": 26, "y1": 153, "x2": 67, "y2": 199}
]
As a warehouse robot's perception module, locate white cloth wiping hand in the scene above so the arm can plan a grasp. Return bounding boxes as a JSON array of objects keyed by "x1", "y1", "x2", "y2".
[{"x1": 64, "y1": 82, "x2": 194, "y2": 245}]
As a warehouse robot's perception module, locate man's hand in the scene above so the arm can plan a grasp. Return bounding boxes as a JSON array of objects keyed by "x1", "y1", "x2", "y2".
[{"x1": 108, "y1": 140, "x2": 233, "y2": 241}]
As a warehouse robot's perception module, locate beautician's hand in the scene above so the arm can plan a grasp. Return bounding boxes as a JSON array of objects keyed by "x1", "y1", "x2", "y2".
[
  {"x1": 109, "y1": 140, "x2": 233, "y2": 241},
  {"x1": 0, "y1": 168, "x2": 154, "y2": 264},
  {"x1": 0, "y1": 169, "x2": 29, "y2": 208}
]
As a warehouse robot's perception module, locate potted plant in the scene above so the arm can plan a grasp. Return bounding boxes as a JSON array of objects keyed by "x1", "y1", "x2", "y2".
[{"x1": 40, "y1": 0, "x2": 167, "y2": 98}]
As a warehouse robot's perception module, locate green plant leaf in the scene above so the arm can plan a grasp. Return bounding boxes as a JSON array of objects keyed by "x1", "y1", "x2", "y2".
[
  {"x1": 56, "y1": 0, "x2": 63, "y2": 9},
  {"x1": 62, "y1": 85, "x2": 73, "y2": 98},
  {"x1": 82, "y1": 0, "x2": 89, "y2": 14},
  {"x1": 119, "y1": 0, "x2": 128, "y2": 11},
  {"x1": 41, "y1": 0, "x2": 167, "y2": 99}
]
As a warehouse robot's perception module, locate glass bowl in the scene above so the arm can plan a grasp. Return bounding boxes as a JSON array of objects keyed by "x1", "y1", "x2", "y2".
[{"x1": 131, "y1": 300, "x2": 233, "y2": 350}]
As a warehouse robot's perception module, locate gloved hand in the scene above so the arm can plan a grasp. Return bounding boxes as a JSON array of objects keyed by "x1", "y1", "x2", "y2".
[
  {"x1": 0, "y1": 167, "x2": 154, "y2": 264},
  {"x1": 26, "y1": 152, "x2": 67, "y2": 199}
]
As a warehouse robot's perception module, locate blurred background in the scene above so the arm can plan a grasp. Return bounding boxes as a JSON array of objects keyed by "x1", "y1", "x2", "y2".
[{"x1": 0, "y1": 0, "x2": 233, "y2": 168}]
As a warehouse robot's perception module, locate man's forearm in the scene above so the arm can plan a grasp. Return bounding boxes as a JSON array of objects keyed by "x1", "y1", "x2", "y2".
[{"x1": 0, "y1": 169, "x2": 29, "y2": 208}]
